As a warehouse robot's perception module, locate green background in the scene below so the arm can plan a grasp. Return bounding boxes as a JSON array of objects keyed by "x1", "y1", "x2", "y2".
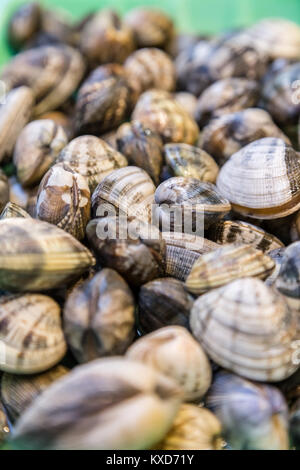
[{"x1": 1, "y1": 0, "x2": 300, "y2": 67}]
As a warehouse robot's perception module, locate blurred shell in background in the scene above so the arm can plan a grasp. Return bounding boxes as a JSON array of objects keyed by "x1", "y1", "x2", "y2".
[{"x1": 124, "y1": 8, "x2": 174, "y2": 48}]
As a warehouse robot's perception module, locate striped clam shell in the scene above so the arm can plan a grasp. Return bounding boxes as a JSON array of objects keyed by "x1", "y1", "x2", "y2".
[
  {"x1": 0, "y1": 170, "x2": 9, "y2": 213},
  {"x1": 91, "y1": 166, "x2": 156, "y2": 223},
  {"x1": 14, "y1": 119, "x2": 68, "y2": 188},
  {"x1": 216, "y1": 137, "x2": 300, "y2": 219},
  {"x1": 132, "y1": 90, "x2": 199, "y2": 145},
  {"x1": 1, "y1": 365, "x2": 69, "y2": 422},
  {"x1": 164, "y1": 143, "x2": 219, "y2": 183},
  {"x1": 276, "y1": 242, "x2": 300, "y2": 309},
  {"x1": 195, "y1": 78, "x2": 260, "y2": 127},
  {"x1": 190, "y1": 277, "x2": 299, "y2": 382},
  {"x1": 58, "y1": 135, "x2": 128, "y2": 192},
  {"x1": 209, "y1": 219, "x2": 284, "y2": 253},
  {"x1": 0, "y1": 294, "x2": 66, "y2": 374},
  {"x1": 200, "y1": 108, "x2": 290, "y2": 166},
  {"x1": 0, "y1": 86, "x2": 34, "y2": 164},
  {"x1": 0, "y1": 202, "x2": 30, "y2": 220},
  {"x1": 0, "y1": 218, "x2": 95, "y2": 291},
  {"x1": 185, "y1": 243, "x2": 275, "y2": 295},
  {"x1": 124, "y1": 8, "x2": 174, "y2": 48},
  {"x1": 0, "y1": 45, "x2": 85, "y2": 116}
]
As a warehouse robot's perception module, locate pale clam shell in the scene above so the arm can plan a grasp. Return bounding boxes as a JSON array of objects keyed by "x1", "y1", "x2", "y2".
[
  {"x1": 185, "y1": 243, "x2": 275, "y2": 295},
  {"x1": 0, "y1": 294, "x2": 66, "y2": 374},
  {"x1": 190, "y1": 277, "x2": 299, "y2": 382},
  {"x1": 173, "y1": 92, "x2": 198, "y2": 117},
  {"x1": 0, "y1": 202, "x2": 31, "y2": 220},
  {"x1": 58, "y1": 135, "x2": 128, "y2": 192},
  {"x1": 216, "y1": 137, "x2": 300, "y2": 219}
]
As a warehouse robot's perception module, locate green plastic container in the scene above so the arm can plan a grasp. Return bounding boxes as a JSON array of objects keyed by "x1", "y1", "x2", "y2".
[{"x1": 1, "y1": 0, "x2": 300, "y2": 67}]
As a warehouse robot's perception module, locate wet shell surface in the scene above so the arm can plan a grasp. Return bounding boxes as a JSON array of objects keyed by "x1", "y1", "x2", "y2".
[
  {"x1": 13, "y1": 119, "x2": 68, "y2": 187},
  {"x1": 209, "y1": 220, "x2": 284, "y2": 253},
  {"x1": 36, "y1": 163, "x2": 91, "y2": 240},
  {"x1": 164, "y1": 143, "x2": 219, "y2": 183},
  {"x1": 194, "y1": 78, "x2": 260, "y2": 127},
  {"x1": 124, "y1": 8, "x2": 174, "y2": 48},
  {"x1": 64, "y1": 269, "x2": 136, "y2": 363},
  {"x1": 132, "y1": 90, "x2": 199, "y2": 145},
  {"x1": 116, "y1": 121, "x2": 163, "y2": 184},
  {"x1": 155, "y1": 177, "x2": 231, "y2": 233},
  {"x1": 126, "y1": 326, "x2": 212, "y2": 401},
  {"x1": 155, "y1": 404, "x2": 223, "y2": 450},
  {"x1": 1, "y1": 45, "x2": 85, "y2": 116},
  {"x1": 185, "y1": 243, "x2": 275, "y2": 295},
  {"x1": 13, "y1": 358, "x2": 182, "y2": 450},
  {"x1": 190, "y1": 277, "x2": 299, "y2": 382},
  {"x1": 200, "y1": 108, "x2": 290, "y2": 165},
  {"x1": 0, "y1": 170, "x2": 9, "y2": 212},
  {"x1": 0, "y1": 218, "x2": 95, "y2": 291},
  {"x1": 138, "y1": 277, "x2": 193, "y2": 334},
  {"x1": 1, "y1": 365, "x2": 69, "y2": 422},
  {"x1": 74, "y1": 64, "x2": 131, "y2": 136},
  {"x1": 216, "y1": 138, "x2": 300, "y2": 219},
  {"x1": 0, "y1": 202, "x2": 30, "y2": 220},
  {"x1": 0, "y1": 86, "x2": 34, "y2": 164},
  {"x1": 0, "y1": 294, "x2": 66, "y2": 374},
  {"x1": 58, "y1": 135, "x2": 128, "y2": 192}
]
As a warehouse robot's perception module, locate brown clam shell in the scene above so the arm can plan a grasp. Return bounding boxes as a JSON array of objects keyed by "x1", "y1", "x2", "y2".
[
  {"x1": 124, "y1": 8, "x2": 174, "y2": 48},
  {"x1": 8, "y1": 2, "x2": 41, "y2": 50}
]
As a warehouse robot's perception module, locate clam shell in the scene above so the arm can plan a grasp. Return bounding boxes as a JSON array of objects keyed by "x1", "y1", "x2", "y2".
[
  {"x1": 58, "y1": 135, "x2": 128, "y2": 192},
  {"x1": 8, "y1": 2, "x2": 41, "y2": 49},
  {"x1": 195, "y1": 78, "x2": 260, "y2": 127},
  {"x1": 185, "y1": 243, "x2": 275, "y2": 295},
  {"x1": 0, "y1": 86, "x2": 34, "y2": 164},
  {"x1": 276, "y1": 242, "x2": 300, "y2": 308},
  {"x1": 127, "y1": 326, "x2": 212, "y2": 401},
  {"x1": 116, "y1": 121, "x2": 163, "y2": 185},
  {"x1": 0, "y1": 218, "x2": 95, "y2": 291},
  {"x1": 216, "y1": 137, "x2": 300, "y2": 219},
  {"x1": 265, "y1": 248, "x2": 286, "y2": 287},
  {"x1": 132, "y1": 90, "x2": 199, "y2": 145},
  {"x1": 13, "y1": 358, "x2": 182, "y2": 450},
  {"x1": 1, "y1": 45, "x2": 85, "y2": 116},
  {"x1": 64, "y1": 269, "x2": 135, "y2": 363},
  {"x1": 155, "y1": 404, "x2": 223, "y2": 450},
  {"x1": 190, "y1": 277, "x2": 299, "y2": 382},
  {"x1": 1, "y1": 365, "x2": 69, "y2": 422},
  {"x1": 0, "y1": 170, "x2": 9, "y2": 212},
  {"x1": 0, "y1": 202, "x2": 30, "y2": 220},
  {"x1": 39, "y1": 111, "x2": 73, "y2": 140},
  {"x1": 173, "y1": 92, "x2": 198, "y2": 118},
  {"x1": 164, "y1": 143, "x2": 219, "y2": 183},
  {"x1": 124, "y1": 8, "x2": 174, "y2": 48},
  {"x1": 9, "y1": 176, "x2": 37, "y2": 211},
  {"x1": 209, "y1": 219, "x2": 284, "y2": 253},
  {"x1": 14, "y1": 119, "x2": 68, "y2": 187},
  {"x1": 200, "y1": 108, "x2": 290, "y2": 165},
  {"x1": 0, "y1": 294, "x2": 66, "y2": 374},
  {"x1": 36, "y1": 163, "x2": 91, "y2": 240}
]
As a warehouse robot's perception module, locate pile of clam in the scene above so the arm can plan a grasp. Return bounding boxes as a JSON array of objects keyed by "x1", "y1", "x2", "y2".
[{"x1": 0, "y1": 2, "x2": 299, "y2": 451}]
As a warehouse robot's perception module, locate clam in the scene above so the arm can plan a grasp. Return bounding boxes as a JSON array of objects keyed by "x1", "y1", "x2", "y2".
[
  {"x1": 173, "y1": 92, "x2": 198, "y2": 118},
  {"x1": 1, "y1": 45, "x2": 85, "y2": 116},
  {"x1": 86, "y1": 216, "x2": 165, "y2": 287},
  {"x1": 124, "y1": 48, "x2": 175, "y2": 104},
  {"x1": 0, "y1": 402, "x2": 10, "y2": 444},
  {"x1": 166, "y1": 33, "x2": 203, "y2": 59},
  {"x1": 132, "y1": 90, "x2": 199, "y2": 145},
  {"x1": 8, "y1": 2, "x2": 41, "y2": 50},
  {"x1": 194, "y1": 78, "x2": 260, "y2": 127},
  {"x1": 200, "y1": 108, "x2": 290, "y2": 166},
  {"x1": 9, "y1": 176, "x2": 38, "y2": 212},
  {"x1": 0, "y1": 218, "x2": 95, "y2": 291},
  {"x1": 91, "y1": 166, "x2": 156, "y2": 224},
  {"x1": 1, "y1": 365, "x2": 69, "y2": 422},
  {"x1": 0, "y1": 86, "x2": 34, "y2": 164},
  {"x1": 208, "y1": 220, "x2": 284, "y2": 253},
  {"x1": 116, "y1": 121, "x2": 163, "y2": 184},
  {"x1": 13, "y1": 358, "x2": 182, "y2": 450},
  {"x1": 261, "y1": 62, "x2": 300, "y2": 125},
  {"x1": 190, "y1": 277, "x2": 299, "y2": 382},
  {"x1": 64, "y1": 269, "x2": 136, "y2": 363},
  {"x1": 0, "y1": 170, "x2": 9, "y2": 213},
  {"x1": 265, "y1": 248, "x2": 286, "y2": 287},
  {"x1": 276, "y1": 242, "x2": 300, "y2": 310},
  {"x1": 155, "y1": 404, "x2": 223, "y2": 450},
  {"x1": 0, "y1": 294, "x2": 66, "y2": 374},
  {"x1": 186, "y1": 243, "x2": 275, "y2": 295},
  {"x1": 39, "y1": 111, "x2": 73, "y2": 140},
  {"x1": 138, "y1": 277, "x2": 193, "y2": 334},
  {"x1": 79, "y1": 9, "x2": 135, "y2": 67},
  {"x1": 155, "y1": 177, "x2": 231, "y2": 234},
  {"x1": 164, "y1": 143, "x2": 219, "y2": 183},
  {"x1": 124, "y1": 8, "x2": 174, "y2": 48},
  {"x1": 127, "y1": 326, "x2": 212, "y2": 401},
  {"x1": 216, "y1": 138, "x2": 300, "y2": 220},
  {"x1": 0, "y1": 202, "x2": 30, "y2": 220},
  {"x1": 58, "y1": 135, "x2": 128, "y2": 192},
  {"x1": 14, "y1": 119, "x2": 68, "y2": 187},
  {"x1": 74, "y1": 64, "x2": 131, "y2": 136},
  {"x1": 36, "y1": 163, "x2": 91, "y2": 240},
  {"x1": 206, "y1": 371, "x2": 289, "y2": 450},
  {"x1": 100, "y1": 130, "x2": 118, "y2": 150},
  {"x1": 37, "y1": 7, "x2": 74, "y2": 47}
]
